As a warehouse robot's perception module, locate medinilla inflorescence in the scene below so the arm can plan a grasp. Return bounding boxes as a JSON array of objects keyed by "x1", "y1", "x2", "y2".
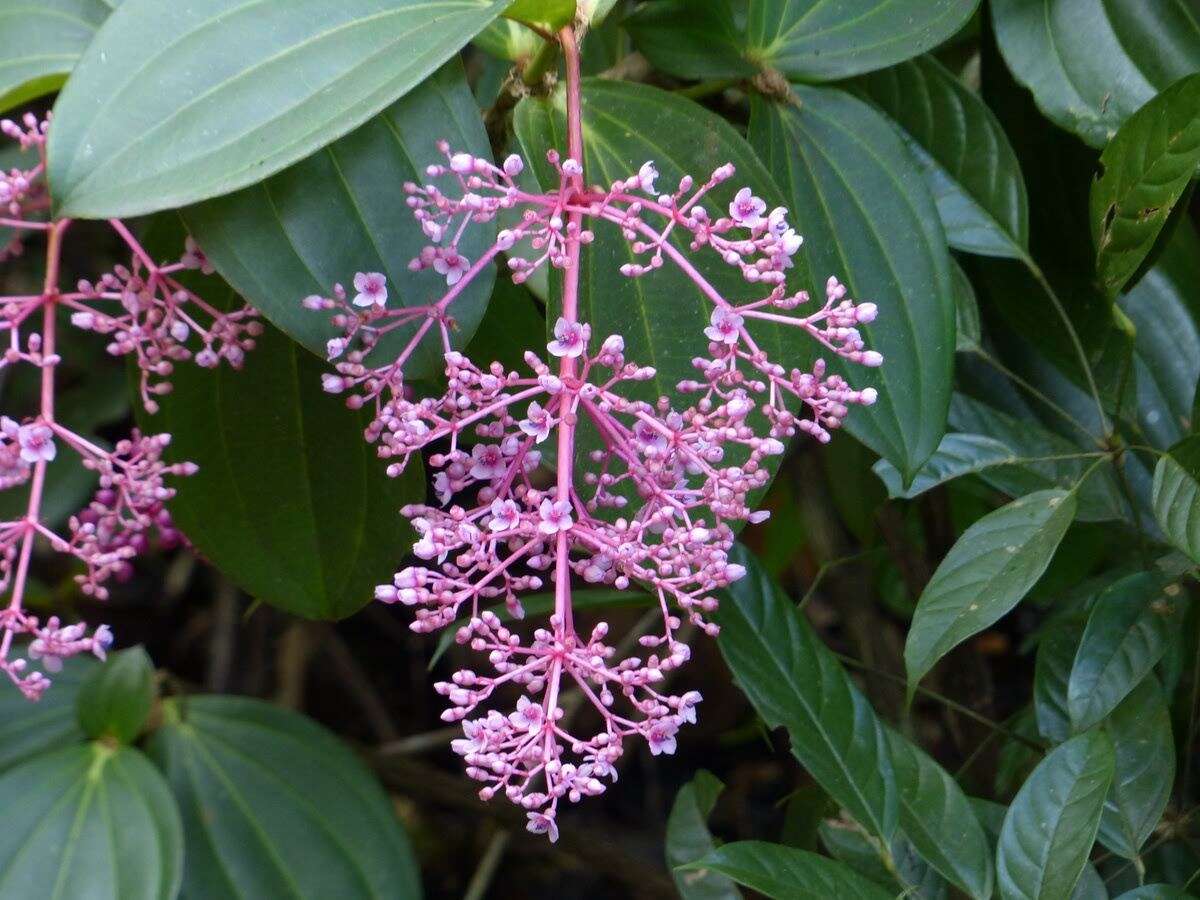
[
  {"x1": 0, "y1": 113, "x2": 260, "y2": 698},
  {"x1": 304, "y1": 28, "x2": 882, "y2": 842}
]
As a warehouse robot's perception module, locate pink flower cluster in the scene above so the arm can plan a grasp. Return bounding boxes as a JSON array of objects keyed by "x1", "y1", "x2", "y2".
[
  {"x1": 0, "y1": 115, "x2": 252, "y2": 698},
  {"x1": 306, "y1": 133, "x2": 882, "y2": 840}
]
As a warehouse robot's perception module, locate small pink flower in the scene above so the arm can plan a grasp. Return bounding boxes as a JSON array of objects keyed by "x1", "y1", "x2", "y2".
[
  {"x1": 16, "y1": 422, "x2": 55, "y2": 463},
  {"x1": 678, "y1": 691, "x2": 702, "y2": 724},
  {"x1": 326, "y1": 337, "x2": 347, "y2": 360},
  {"x1": 538, "y1": 498, "x2": 573, "y2": 535},
  {"x1": 488, "y1": 498, "x2": 521, "y2": 532},
  {"x1": 509, "y1": 695, "x2": 544, "y2": 733},
  {"x1": 637, "y1": 161, "x2": 658, "y2": 194},
  {"x1": 548, "y1": 317, "x2": 590, "y2": 358},
  {"x1": 433, "y1": 248, "x2": 471, "y2": 286},
  {"x1": 519, "y1": 400, "x2": 553, "y2": 443},
  {"x1": 704, "y1": 306, "x2": 743, "y2": 345},
  {"x1": 526, "y1": 811, "x2": 559, "y2": 843},
  {"x1": 729, "y1": 187, "x2": 766, "y2": 227},
  {"x1": 503, "y1": 154, "x2": 524, "y2": 177},
  {"x1": 647, "y1": 719, "x2": 678, "y2": 756},
  {"x1": 181, "y1": 237, "x2": 214, "y2": 275},
  {"x1": 352, "y1": 272, "x2": 388, "y2": 308},
  {"x1": 469, "y1": 444, "x2": 506, "y2": 481}
]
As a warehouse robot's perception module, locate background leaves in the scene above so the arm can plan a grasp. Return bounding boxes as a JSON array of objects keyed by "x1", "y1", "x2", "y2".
[
  {"x1": 749, "y1": 86, "x2": 956, "y2": 482},
  {"x1": 744, "y1": 0, "x2": 979, "y2": 82},
  {"x1": 0, "y1": 0, "x2": 109, "y2": 114},
  {"x1": 717, "y1": 547, "x2": 897, "y2": 841},
  {"x1": 47, "y1": 0, "x2": 509, "y2": 216},
  {"x1": 139, "y1": 218, "x2": 424, "y2": 620},
  {"x1": 148, "y1": 696, "x2": 421, "y2": 899},
  {"x1": 996, "y1": 730, "x2": 1115, "y2": 900},
  {"x1": 1091, "y1": 73, "x2": 1200, "y2": 296}
]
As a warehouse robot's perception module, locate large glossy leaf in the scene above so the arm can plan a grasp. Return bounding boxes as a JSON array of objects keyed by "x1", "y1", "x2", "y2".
[
  {"x1": 1120, "y1": 222, "x2": 1200, "y2": 449},
  {"x1": 749, "y1": 87, "x2": 955, "y2": 482},
  {"x1": 46, "y1": 0, "x2": 509, "y2": 217},
  {"x1": 873, "y1": 432, "x2": 1028, "y2": 500},
  {"x1": 1091, "y1": 73, "x2": 1200, "y2": 296},
  {"x1": 0, "y1": 655, "x2": 94, "y2": 773},
  {"x1": 682, "y1": 842, "x2": 894, "y2": 900},
  {"x1": 0, "y1": 0, "x2": 108, "y2": 113},
  {"x1": 76, "y1": 647, "x2": 155, "y2": 744},
  {"x1": 744, "y1": 0, "x2": 979, "y2": 82},
  {"x1": 147, "y1": 696, "x2": 421, "y2": 899},
  {"x1": 996, "y1": 731, "x2": 1115, "y2": 900},
  {"x1": 819, "y1": 823, "x2": 949, "y2": 899},
  {"x1": 849, "y1": 55, "x2": 1029, "y2": 259},
  {"x1": 1067, "y1": 572, "x2": 1185, "y2": 731},
  {"x1": 1097, "y1": 676, "x2": 1175, "y2": 860},
  {"x1": 138, "y1": 219, "x2": 424, "y2": 620},
  {"x1": 666, "y1": 771, "x2": 741, "y2": 900},
  {"x1": 625, "y1": 0, "x2": 756, "y2": 81},
  {"x1": 0, "y1": 743, "x2": 182, "y2": 900},
  {"x1": 991, "y1": 0, "x2": 1200, "y2": 149},
  {"x1": 716, "y1": 546, "x2": 898, "y2": 841},
  {"x1": 182, "y1": 60, "x2": 494, "y2": 376},
  {"x1": 947, "y1": 394, "x2": 1124, "y2": 523},
  {"x1": 887, "y1": 730, "x2": 994, "y2": 899},
  {"x1": 905, "y1": 489, "x2": 1078, "y2": 688},
  {"x1": 1152, "y1": 435, "x2": 1200, "y2": 564}
]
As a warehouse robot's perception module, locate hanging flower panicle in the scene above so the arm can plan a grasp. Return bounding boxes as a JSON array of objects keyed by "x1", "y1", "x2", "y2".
[
  {"x1": 0, "y1": 113, "x2": 258, "y2": 698},
  {"x1": 305, "y1": 135, "x2": 883, "y2": 841}
]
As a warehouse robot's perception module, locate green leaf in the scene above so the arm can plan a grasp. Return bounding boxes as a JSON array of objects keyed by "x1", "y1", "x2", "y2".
[
  {"x1": 666, "y1": 771, "x2": 742, "y2": 900},
  {"x1": 473, "y1": 18, "x2": 541, "y2": 62},
  {"x1": 1152, "y1": 435, "x2": 1200, "y2": 564},
  {"x1": 147, "y1": 696, "x2": 421, "y2": 899},
  {"x1": 1067, "y1": 572, "x2": 1186, "y2": 731},
  {"x1": 996, "y1": 731, "x2": 1115, "y2": 900},
  {"x1": 1091, "y1": 73, "x2": 1200, "y2": 297},
  {"x1": 1120, "y1": 220, "x2": 1200, "y2": 449},
  {"x1": 0, "y1": 655, "x2": 95, "y2": 773},
  {"x1": 745, "y1": 0, "x2": 979, "y2": 82},
  {"x1": 76, "y1": 646, "x2": 155, "y2": 744},
  {"x1": 848, "y1": 55, "x2": 1029, "y2": 259},
  {"x1": 887, "y1": 729, "x2": 994, "y2": 899},
  {"x1": 905, "y1": 489, "x2": 1078, "y2": 688},
  {"x1": 682, "y1": 842, "x2": 894, "y2": 900},
  {"x1": 1113, "y1": 888, "x2": 1194, "y2": 899},
  {"x1": 47, "y1": 0, "x2": 509, "y2": 217},
  {"x1": 513, "y1": 80, "x2": 803, "y2": 493},
  {"x1": 1097, "y1": 675, "x2": 1175, "y2": 860},
  {"x1": 137, "y1": 218, "x2": 424, "y2": 620},
  {"x1": 716, "y1": 546, "x2": 898, "y2": 841},
  {"x1": 1033, "y1": 619, "x2": 1082, "y2": 744},
  {"x1": 504, "y1": 0, "x2": 574, "y2": 27},
  {"x1": 953, "y1": 260, "x2": 982, "y2": 351},
  {"x1": 182, "y1": 59, "x2": 494, "y2": 377},
  {"x1": 749, "y1": 86, "x2": 955, "y2": 482},
  {"x1": 990, "y1": 0, "x2": 1200, "y2": 149},
  {"x1": 0, "y1": 0, "x2": 109, "y2": 113},
  {"x1": 947, "y1": 394, "x2": 1124, "y2": 523},
  {"x1": 626, "y1": 0, "x2": 756, "y2": 81},
  {"x1": 873, "y1": 432, "x2": 1022, "y2": 499},
  {"x1": 0, "y1": 743, "x2": 182, "y2": 900}
]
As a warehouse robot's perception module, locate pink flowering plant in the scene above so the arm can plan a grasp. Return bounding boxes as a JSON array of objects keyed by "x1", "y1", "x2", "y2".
[
  {"x1": 3, "y1": 0, "x2": 1199, "y2": 896},
  {"x1": 303, "y1": 27, "x2": 881, "y2": 841}
]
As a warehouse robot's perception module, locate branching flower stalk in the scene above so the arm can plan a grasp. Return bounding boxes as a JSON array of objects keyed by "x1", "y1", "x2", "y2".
[
  {"x1": 0, "y1": 114, "x2": 260, "y2": 698},
  {"x1": 307, "y1": 27, "x2": 882, "y2": 841}
]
